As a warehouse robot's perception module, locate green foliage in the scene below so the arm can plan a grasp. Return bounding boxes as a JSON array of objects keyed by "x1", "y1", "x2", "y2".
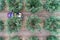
[
  {"x1": 46, "y1": 35, "x2": 58, "y2": 40},
  {"x1": 0, "y1": 20, "x2": 4, "y2": 32},
  {"x1": 26, "y1": 15, "x2": 41, "y2": 32},
  {"x1": 44, "y1": 16, "x2": 60, "y2": 33},
  {"x1": 10, "y1": 36, "x2": 21, "y2": 40},
  {"x1": 7, "y1": 16, "x2": 22, "y2": 33},
  {"x1": 26, "y1": 0, "x2": 42, "y2": 13},
  {"x1": 43, "y1": 0, "x2": 60, "y2": 12},
  {"x1": 0, "y1": 0, "x2": 5, "y2": 11},
  {"x1": 0, "y1": 37, "x2": 4, "y2": 40},
  {"x1": 28, "y1": 36, "x2": 39, "y2": 40},
  {"x1": 7, "y1": 0, "x2": 23, "y2": 13}
]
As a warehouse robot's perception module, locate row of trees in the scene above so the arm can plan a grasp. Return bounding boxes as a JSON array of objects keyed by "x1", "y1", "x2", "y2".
[{"x1": 0, "y1": 0, "x2": 60, "y2": 13}]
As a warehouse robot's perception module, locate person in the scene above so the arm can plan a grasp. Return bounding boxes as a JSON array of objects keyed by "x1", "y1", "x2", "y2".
[
  {"x1": 7, "y1": 10, "x2": 14, "y2": 18},
  {"x1": 17, "y1": 12, "x2": 22, "y2": 18},
  {"x1": 17, "y1": 12, "x2": 24, "y2": 20}
]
